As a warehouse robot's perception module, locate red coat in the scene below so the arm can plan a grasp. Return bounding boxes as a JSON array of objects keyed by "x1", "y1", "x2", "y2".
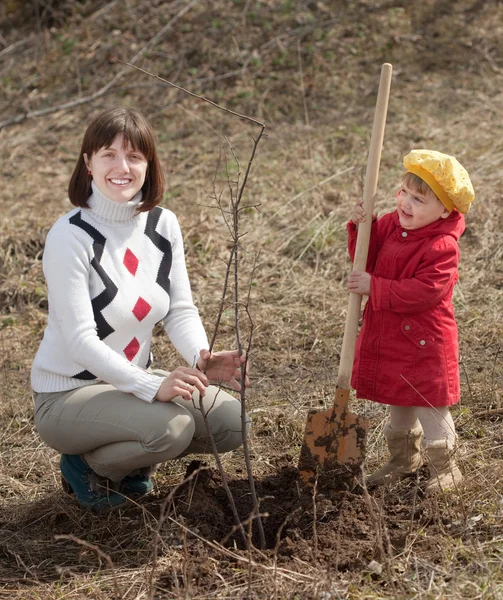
[{"x1": 347, "y1": 210, "x2": 465, "y2": 407}]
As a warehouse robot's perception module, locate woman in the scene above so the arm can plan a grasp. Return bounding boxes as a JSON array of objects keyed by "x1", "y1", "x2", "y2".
[{"x1": 31, "y1": 107, "x2": 250, "y2": 511}]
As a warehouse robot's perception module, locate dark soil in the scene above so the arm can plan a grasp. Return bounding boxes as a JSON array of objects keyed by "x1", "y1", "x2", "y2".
[{"x1": 169, "y1": 459, "x2": 437, "y2": 570}]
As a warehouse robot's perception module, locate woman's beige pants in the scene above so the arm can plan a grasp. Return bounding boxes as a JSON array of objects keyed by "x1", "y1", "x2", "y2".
[{"x1": 33, "y1": 370, "x2": 250, "y2": 482}]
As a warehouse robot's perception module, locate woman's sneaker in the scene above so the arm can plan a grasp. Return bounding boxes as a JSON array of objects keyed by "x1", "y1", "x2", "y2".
[
  {"x1": 60, "y1": 454, "x2": 128, "y2": 511},
  {"x1": 119, "y1": 465, "x2": 157, "y2": 497}
]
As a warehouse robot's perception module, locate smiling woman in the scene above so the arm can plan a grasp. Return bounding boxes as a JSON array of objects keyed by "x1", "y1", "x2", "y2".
[
  {"x1": 68, "y1": 108, "x2": 164, "y2": 211},
  {"x1": 83, "y1": 135, "x2": 148, "y2": 204},
  {"x1": 30, "y1": 107, "x2": 250, "y2": 512}
]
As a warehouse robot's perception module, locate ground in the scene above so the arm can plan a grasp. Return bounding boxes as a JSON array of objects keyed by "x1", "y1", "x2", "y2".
[{"x1": 0, "y1": 0, "x2": 502, "y2": 598}]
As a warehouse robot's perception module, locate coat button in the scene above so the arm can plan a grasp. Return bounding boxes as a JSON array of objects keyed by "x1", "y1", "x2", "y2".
[
  {"x1": 404, "y1": 325, "x2": 410, "y2": 331},
  {"x1": 402, "y1": 231, "x2": 408, "y2": 237},
  {"x1": 420, "y1": 340, "x2": 426, "y2": 346}
]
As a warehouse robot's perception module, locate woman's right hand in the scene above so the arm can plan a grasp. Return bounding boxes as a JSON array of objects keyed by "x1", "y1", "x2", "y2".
[{"x1": 154, "y1": 366, "x2": 209, "y2": 402}]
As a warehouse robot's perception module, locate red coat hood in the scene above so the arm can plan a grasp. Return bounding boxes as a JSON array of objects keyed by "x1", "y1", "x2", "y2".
[{"x1": 392, "y1": 209, "x2": 465, "y2": 241}]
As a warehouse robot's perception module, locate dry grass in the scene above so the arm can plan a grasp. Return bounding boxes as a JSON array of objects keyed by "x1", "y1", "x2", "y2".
[{"x1": 1, "y1": 0, "x2": 503, "y2": 598}]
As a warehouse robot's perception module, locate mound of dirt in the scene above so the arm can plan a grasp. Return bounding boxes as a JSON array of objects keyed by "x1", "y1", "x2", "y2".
[{"x1": 173, "y1": 459, "x2": 399, "y2": 571}]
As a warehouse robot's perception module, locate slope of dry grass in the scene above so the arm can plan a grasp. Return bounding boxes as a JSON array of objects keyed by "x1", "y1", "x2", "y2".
[{"x1": 1, "y1": 1, "x2": 502, "y2": 598}]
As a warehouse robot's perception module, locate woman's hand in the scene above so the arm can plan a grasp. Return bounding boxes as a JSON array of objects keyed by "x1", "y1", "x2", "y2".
[
  {"x1": 348, "y1": 270, "x2": 371, "y2": 296},
  {"x1": 197, "y1": 349, "x2": 249, "y2": 392},
  {"x1": 350, "y1": 200, "x2": 377, "y2": 226},
  {"x1": 155, "y1": 366, "x2": 209, "y2": 402}
]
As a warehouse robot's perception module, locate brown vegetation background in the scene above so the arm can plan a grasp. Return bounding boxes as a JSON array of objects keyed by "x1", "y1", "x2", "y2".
[{"x1": 0, "y1": 0, "x2": 502, "y2": 598}]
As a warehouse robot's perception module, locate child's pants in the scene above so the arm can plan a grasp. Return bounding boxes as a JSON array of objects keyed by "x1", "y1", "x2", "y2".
[
  {"x1": 33, "y1": 370, "x2": 250, "y2": 482},
  {"x1": 389, "y1": 405, "x2": 456, "y2": 446}
]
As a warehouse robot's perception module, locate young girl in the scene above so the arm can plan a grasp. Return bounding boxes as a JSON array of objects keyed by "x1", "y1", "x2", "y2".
[
  {"x1": 347, "y1": 149, "x2": 474, "y2": 492},
  {"x1": 31, "y1": 107, "x2": 249, "y2": 510}
]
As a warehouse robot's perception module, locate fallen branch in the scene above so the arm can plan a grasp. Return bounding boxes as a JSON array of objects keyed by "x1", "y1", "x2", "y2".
[
  {"x1": 54, "y1": 534, "x2": 124, "y2": 599},
  {"x1": 0, "y1": 34, "x2": 38, "y2": 60}
]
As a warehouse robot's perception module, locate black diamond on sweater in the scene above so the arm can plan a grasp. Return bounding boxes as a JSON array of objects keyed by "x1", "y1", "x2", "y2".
[
  {"x1": 69, "y1": 211, "x2": 119, "y2": 380},
  {"x1": 145, "y1": 207, "x2": 172, "y2": 294}
]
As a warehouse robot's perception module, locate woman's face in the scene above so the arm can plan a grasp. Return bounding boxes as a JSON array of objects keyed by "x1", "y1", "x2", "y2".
[{"x1": 84, "y1": 134, "x2": 148, "y2": 203}]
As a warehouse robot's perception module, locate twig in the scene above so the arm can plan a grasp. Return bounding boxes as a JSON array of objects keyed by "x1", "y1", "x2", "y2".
[
  {"x1": 459, "y1": 407, "x2": 503, "y2": 426},
  {"x1": 208, "y1": 245, "x2": 235, "y2": 351},
  {"x1": 297, "y1": 40, "x2": 316, "y2": 185},
  {"x1": 0, "y1": 35, "x2": 38, "y2": 60},
  {"x1": 197, "y1": 392, "x2": 248, "y2": 547},
  {"x1": 226, "y1": 133, "x2": 266, "y2": 549},
  {"x1": 400, "y1": 374, "x2": 458, "y2": 439},
  {"x1": 490, "y1": 342, "x2": 501, "y2": 400},
  {"x1": 360, "y1": 467, "x2": 397, "y2": 592},
  {"x1": 408, "y1": 472, "x2": 420, "y2": 537},
  {"x1": 54, "y1": 534, "x2": 124, "y2": 599},
  {"x1": 166, "y1": 515, "x2": 317, "y2": 582},
  {"x1": 147, "y1": 464, "x2": 211, "y2": 600},
  {"x1": 272, "y1": 506, "x2": 304, "y2": 597},
  {"x1": 208, "y1": 148, "x2": 235, "y2": 352},
  {"x1": 129, "y1": 57, "x2": 267, "y2": 549},
  {"x1": 312, "y1": 476, "x2": 318, "y2": 563},
  {"x1": 4, "y1": 548, "x2": 40, "y2": 582},
  {"x1": 0, "y1": 0, "x2": 200, "y2": 129},
  {"x1": 258, "y1": 166, "x2": 355, "y2": 232},
  {"x1": 121, "y1": 62, "x2": 265, "y2": 128},
  {"x1": 88, "y1": 0, "x2": 119, "y2": 21},
  {"x1": 220, "y1": 510, "x2": 270, "y2": 546},
  {"x1": 460, "y1": 358, "x2": 475, "y2": 404}
]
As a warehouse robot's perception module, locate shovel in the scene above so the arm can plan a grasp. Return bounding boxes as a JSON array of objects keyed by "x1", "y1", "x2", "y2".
[{"x1": 298, "y1": 63, "x2": 393, "y2": 487}]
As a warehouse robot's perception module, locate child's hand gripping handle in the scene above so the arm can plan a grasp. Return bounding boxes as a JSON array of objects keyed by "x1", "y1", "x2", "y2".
[{"x1": 338, "y1": 63, "x2": 393, "y2": 391}]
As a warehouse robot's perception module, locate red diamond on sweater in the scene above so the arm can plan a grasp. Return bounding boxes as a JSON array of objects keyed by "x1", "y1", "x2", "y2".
[
  {"x1": 124, "y1": 337, "x2": 140, "y2": 361},
  {"x1": 123, "y1": 248, "x2": 139, "y2": 276},
  {"x1": 132, "y1": 297, "x2": 151, "y2": 322}
]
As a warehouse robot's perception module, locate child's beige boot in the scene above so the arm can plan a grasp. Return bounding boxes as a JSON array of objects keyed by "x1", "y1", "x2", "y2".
[
  {"x1": 367, "y1": 424, "x2": 423, "y2": 486},
  {"x1": 424, "y1": 440, "x2": 463, "y2": 493}
]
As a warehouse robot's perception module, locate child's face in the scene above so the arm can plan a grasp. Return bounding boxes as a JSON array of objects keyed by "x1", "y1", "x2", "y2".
[{"x1": 396, "y1": 181, "x2": 450, "y2": 230}]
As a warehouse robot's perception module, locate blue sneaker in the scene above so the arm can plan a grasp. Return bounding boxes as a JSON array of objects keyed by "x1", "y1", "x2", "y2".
[
  {"x1": 60, "y1": 454, "x2": 128, "y2": 511},
  {"x1": 120, "y1": 474, "x2": 154, "y2": 497},
  {"x1": 119, "y1": 465, "x2": 157, "y2": 497}
]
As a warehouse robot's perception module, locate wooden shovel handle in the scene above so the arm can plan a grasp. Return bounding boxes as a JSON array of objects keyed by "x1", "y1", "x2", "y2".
[{"x1": 337, "y1": 63, "x2": 393, "y2": 390}]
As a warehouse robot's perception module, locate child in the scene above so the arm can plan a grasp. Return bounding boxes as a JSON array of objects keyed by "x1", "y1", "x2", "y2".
[{"x1": 347, "y1": 149, "x2": 474, "y2": 492}]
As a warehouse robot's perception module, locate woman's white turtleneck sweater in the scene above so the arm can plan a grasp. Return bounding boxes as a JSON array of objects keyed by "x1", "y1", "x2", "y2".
[{"x1": 31, "y1": 182, "x2": 209, "y2": 402}]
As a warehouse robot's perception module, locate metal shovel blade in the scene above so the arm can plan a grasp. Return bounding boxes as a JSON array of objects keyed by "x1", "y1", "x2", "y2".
[{"x1": 298, "y1": 388, "x2": 368, "y2": 487}]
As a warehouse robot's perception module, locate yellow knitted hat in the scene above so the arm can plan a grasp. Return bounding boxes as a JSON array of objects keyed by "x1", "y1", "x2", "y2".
[{"x1": 403, "y1": 149, "x2": 474, "y2": 214}]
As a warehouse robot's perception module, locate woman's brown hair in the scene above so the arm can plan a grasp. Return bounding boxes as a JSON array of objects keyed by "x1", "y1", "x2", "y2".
[{"x1": 68, "y1": 107, "x2": 165, "y2": 212}]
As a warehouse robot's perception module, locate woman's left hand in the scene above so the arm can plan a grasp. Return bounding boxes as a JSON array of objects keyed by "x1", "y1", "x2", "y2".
[{"x1": 197, "y1": 349, "x2": 250, "y2": 391}]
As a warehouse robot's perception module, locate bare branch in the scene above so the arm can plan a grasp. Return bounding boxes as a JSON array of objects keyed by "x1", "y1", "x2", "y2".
[
  {"x1": 130, "y1": 58, "x2": 267, "y2": 550},
  {"x1": 120, "y1": 62, "x2": 265, "y2": 128},
  {"x1": 198, "y1": 392, "x2": 248, "y2": 547}
]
